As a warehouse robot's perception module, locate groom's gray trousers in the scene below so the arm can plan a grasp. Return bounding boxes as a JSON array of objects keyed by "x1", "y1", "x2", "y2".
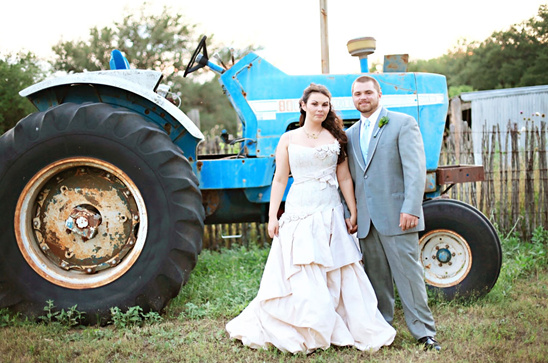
[{"x1": 359, "y1": 222, "x2": 436, "y2": 340}]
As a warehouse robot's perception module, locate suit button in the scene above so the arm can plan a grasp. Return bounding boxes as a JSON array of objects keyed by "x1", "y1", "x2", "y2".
[{"x1": 364, "y1": 175, "x2": 368, "y2": 179}]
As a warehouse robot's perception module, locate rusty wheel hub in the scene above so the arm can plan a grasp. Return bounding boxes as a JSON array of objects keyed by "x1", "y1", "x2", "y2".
[
  {"x1": 419, "y1": 229, "x2": 472, "y2": 288},
  {"x1": 15, "y1": 157, "x2": 148, "y2": 289}
]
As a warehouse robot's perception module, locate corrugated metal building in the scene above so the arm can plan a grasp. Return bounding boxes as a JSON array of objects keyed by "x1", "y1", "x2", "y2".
[{"x1": 459, "y1": 85, "x2": 548, "y2": 164}]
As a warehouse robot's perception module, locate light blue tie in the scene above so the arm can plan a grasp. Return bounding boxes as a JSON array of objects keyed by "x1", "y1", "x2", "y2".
[{"x1": 360, "y1": 119, "x2": 371, "y2": 162}]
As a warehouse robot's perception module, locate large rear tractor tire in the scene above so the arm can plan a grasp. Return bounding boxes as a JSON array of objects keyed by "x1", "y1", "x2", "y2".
[
  {"x1": 0, "y1": 102, "x2": 204, "y2": 324},
  {"x1": 419, "y1": 199, "x2": 502, "y2": 300}
]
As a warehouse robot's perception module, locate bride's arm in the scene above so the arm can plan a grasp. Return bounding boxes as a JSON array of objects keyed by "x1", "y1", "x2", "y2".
[
  {"x1": 337, "y1": 158, "x2": 358, "y2": 234},
  {"x1": 268, "y1": 133, "x2": 290, "y2": 238}
]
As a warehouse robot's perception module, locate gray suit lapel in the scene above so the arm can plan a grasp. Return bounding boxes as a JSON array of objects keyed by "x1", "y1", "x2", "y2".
[{"x1": 350, "y1": 125, "x2": 366, "y2": 171}]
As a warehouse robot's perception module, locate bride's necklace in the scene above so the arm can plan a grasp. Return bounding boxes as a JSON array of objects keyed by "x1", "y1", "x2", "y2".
[{"x1": 303, "y1": 127, "x2": 324, "y2": 139}]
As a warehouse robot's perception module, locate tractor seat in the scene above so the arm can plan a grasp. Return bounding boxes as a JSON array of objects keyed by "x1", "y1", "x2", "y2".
[{"x1": 109, "y1": 49, "x2": 130, "y2": 70}]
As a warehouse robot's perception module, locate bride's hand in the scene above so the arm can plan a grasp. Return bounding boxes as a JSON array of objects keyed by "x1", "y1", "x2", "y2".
[
  {"x1": 345, "y1": 216, "x2": 357, "y2": 234},
  {"x1": 268, "y1": 218, "x2": 279, "y2": 238}
]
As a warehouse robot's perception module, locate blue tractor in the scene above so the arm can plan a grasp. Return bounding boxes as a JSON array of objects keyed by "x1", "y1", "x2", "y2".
[{"x1": 0, "y1": 36, "x2": 501, "y2": 323}]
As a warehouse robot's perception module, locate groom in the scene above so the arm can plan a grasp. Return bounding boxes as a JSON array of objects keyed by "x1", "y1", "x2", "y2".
[{"x1": 345, "y1": 75, "x2": 441, "y2": 352}]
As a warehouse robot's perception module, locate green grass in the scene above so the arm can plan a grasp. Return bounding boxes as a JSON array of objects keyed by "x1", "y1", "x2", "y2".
[
  {"x1": 0, "y1": 231, "x2": 547, "y2": 362},
  {"x1": 169, "y1": 245, "x2": 269, "y2": 320}
]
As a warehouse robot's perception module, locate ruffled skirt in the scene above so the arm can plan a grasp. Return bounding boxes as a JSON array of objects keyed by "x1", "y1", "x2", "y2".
[{"x1": 225, "y1": 204, "x2": 396, "y2": 354}]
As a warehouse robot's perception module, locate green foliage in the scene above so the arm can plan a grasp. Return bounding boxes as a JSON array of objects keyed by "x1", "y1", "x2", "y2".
[
  {"x1": 214, "y1": 44, "x2": 264, "y2": 70},
  {"x1": 51, "y1": 4, "x2": 201, "y2": 75},
  {"x1": 0, "y1": 52, "x2": 44, "y2": 134},
  {"x1": 409, "y1": 4, "x2": 548, "y2": 91},
  {"x1": 38, "y1": 300, "x2": 85, "y2": 327},
  {"x1": 175, "y1": 74, "x2": 237, "y2": 133},
  {"x1": 531, "y1": 225, "x2": 548, "y2": 245},
  {"x1": 109, "y1": 306, "x2": 163, "y2": 329},
  {"x1": 172, "y1": 245, "x2": 269, "y2": 319},
  {"x1": 487, "y1": 227, "x2": 548, "y2": 302},
  {"x1": 448, "y1": 85, "x2": 476, "y2": 98},
  {"x1": 0, "y1": 308, "x2": 24, "y2": 327},
  {"x1": 49, "y1": 2, "x2": 254, "y2": 134}
]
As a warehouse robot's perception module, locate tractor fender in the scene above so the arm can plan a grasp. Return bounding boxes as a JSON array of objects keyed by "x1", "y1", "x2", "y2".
[{"x1": 20, "y1": 70, "x2": 204, "y2": 142}]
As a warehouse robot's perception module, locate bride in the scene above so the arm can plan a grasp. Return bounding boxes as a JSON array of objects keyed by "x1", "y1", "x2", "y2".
[{"x1": 226, "y1": 83, "x2": 396, "y2": 354}]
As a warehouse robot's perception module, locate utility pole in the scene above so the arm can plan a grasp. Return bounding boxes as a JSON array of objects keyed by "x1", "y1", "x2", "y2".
[{"x1": 319, "y1": 0, "x2": 330, "y2": 74}]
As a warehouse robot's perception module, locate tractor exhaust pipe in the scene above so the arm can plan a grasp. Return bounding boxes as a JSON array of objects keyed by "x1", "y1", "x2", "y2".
[{"x1": 347, "y1": 37, "x2": 376, "y2": 73}]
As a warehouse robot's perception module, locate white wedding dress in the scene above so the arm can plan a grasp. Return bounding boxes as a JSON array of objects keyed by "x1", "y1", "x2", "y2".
[{"x1": 226, "y1": 141, "x2": 396, "y2": 354}]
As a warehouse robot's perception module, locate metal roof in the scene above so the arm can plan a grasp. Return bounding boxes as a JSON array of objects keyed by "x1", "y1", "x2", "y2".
[{"x1": 461, "y1": 85, "x2": 548, "y2": 101}]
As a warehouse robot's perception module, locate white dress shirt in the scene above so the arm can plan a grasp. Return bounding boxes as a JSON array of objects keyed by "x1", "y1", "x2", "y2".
[{"x1": 360, "y1": 107, "x2": 382, "y2": 161}]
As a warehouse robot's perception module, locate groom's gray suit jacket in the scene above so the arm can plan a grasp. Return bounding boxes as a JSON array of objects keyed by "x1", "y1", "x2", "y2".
[{"x1": 346, "y1": 107, "x2": 426, "y2": 238}]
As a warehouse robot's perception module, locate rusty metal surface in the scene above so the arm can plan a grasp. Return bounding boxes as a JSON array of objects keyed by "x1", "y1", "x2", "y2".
[
  {"x1": 383, "y1": 54, "x2": 409, "y2": 73},
  {"x1": 436, "y1": 165, "x2": 485, "y2": 185},
  {"x1": 425, "y1": 171, "x2": 437, "y2": 193},
  {"x1": 201, "y1": 190, "x2": 220, "y2": 217},
  {"x1": 37, "y1": 166, "x2": 137, "y2": 272},
  {"x1": 65, "y1": 205, "x2": 103, "y2": 240},
  {"x1": 15, "y1": 157, "x2": 147, "y2": 289}
]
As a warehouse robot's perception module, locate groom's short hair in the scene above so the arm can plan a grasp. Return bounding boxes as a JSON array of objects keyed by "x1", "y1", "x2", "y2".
[{"x1": 351, "y1": 75, "x2": 381, "y2": 94}]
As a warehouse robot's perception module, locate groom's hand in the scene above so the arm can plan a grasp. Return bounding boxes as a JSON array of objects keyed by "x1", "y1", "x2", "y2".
[{"x1": 399, "y1": 213, "x2": 418, "y2": 231}]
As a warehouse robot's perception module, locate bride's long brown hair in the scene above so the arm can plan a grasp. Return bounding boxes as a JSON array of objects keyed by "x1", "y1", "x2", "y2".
[{"x1": 299, "y1": 83, "x2": 348, "y2": 164}]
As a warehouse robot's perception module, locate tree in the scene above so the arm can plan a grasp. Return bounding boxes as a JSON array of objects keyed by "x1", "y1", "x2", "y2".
[
  {"x1": 0, "y1": 52, "x2": 45, "y2": 134},
  {"x1": 409, "y1": 4, "x2": 548, "y2": 92},
  {"x1": 52, "y1": 4, "x2": 200, "y2": 76},
  {"x1": 50, "y1": 3, "x2": 258, "y2": 134}
]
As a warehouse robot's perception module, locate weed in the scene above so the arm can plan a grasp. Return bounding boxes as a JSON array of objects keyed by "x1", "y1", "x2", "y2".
[
  {"x1": 109, "y1": 306, "x2": 163, "y2": 329},
  {"x1": 0, "y1": 308, "x2": 23, "y2": 327},
  {"x1": 532, "y1": 225, "x2": 548, "y2": 245},
  {"x1": 38, "y1": 300, "x2": 58, "y2": 324},
  {"x1": 142, "y1": 311, "x2": 163, "y2": 325},
  {"x1": 181, "y1": 302, "x2": 210, "y2": 320},
  {"x1": 56, "y1": 305, "x2": 86, "y2": 327},
  {"x1": 38, "y1": 300, "x2": 85, "y2": 327}
]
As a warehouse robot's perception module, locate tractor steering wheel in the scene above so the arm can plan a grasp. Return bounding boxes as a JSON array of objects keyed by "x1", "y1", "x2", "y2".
[{"x1": 183, "y1": 36, "x2": 209, "y2": 77}]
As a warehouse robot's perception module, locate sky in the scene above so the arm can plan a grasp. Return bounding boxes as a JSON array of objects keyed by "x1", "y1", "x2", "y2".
[{"x1": 1, "y1": 0, "x2": 546, "y2": 75}]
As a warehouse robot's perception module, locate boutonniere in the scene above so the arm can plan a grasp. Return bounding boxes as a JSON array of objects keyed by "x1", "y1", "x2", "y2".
[{"x1": 373, "y1": 116, "x2": 389, "y2": 138}]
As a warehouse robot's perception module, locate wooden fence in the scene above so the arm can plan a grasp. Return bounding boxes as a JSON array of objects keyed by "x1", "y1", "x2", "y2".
[
  {"x1": 441, "y1": 121, "x2": 548, "y2": 240},
  {"x1": 200, "y1": 121, "x2": 548, "y2": 249},
  {"x1": 202, "y1": 223, "x2": 272, "y2": 251}
]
